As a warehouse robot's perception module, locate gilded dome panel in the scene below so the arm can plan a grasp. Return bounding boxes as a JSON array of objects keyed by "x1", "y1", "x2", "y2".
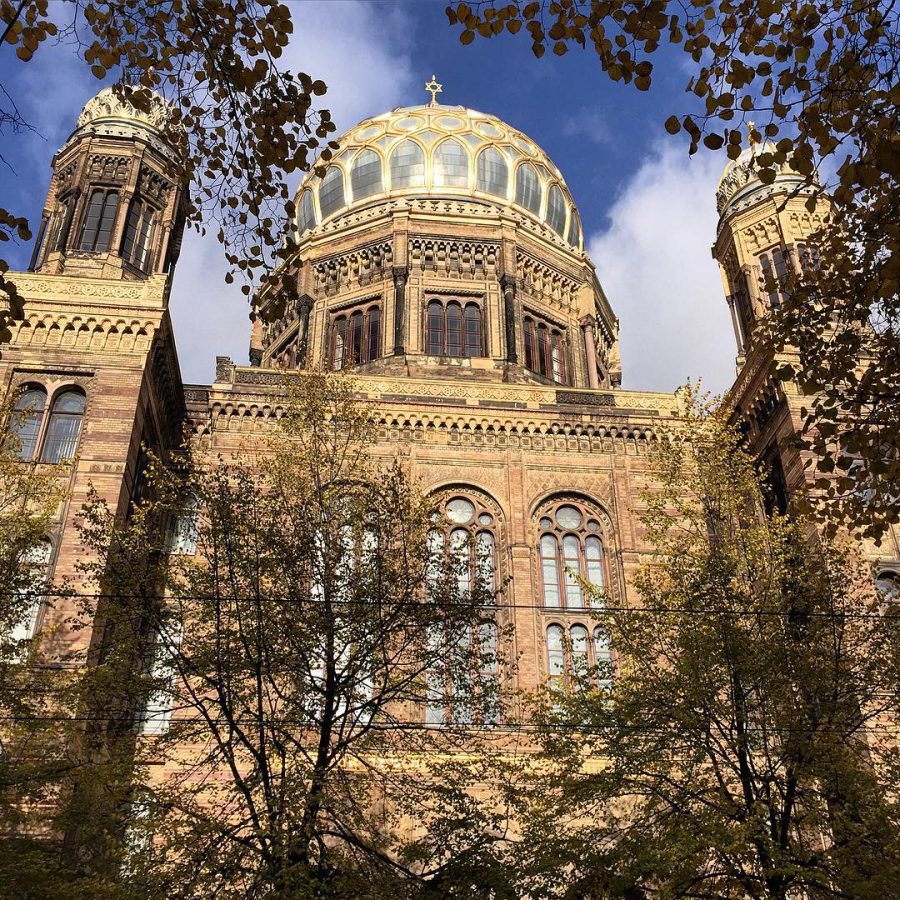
[{"x1": 294, "y1": 102, "x2": 584, "y2": 251}]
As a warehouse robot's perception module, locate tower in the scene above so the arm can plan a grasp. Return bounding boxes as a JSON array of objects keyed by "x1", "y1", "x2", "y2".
[
  {"x1": 2, "y1": 87, "x2": 187, "y2": 653},
  {"x1": 712, "y1": 139, "x2": 825, "y2": 513}
]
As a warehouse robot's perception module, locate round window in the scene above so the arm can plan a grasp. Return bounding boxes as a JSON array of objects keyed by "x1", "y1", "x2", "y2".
[
  {"x1": 478, "y1": 512, "x2": 493, "y2": 525},
  {"x1": 555, "y1": 505, "x2": 582, "y2": 529},
  {"x1": 539, "y1": 517, "x2": 553, "y2": 529},
  {"x1": 445, "y1": 498, "x2": 475, "y2": 524},
  {"x1": 587, "y1": 520, "x2": 600, "y2": 532}
]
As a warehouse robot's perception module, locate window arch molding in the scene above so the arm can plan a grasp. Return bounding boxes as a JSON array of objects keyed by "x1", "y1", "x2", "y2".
[
  {"x1": 531, "y1": 492, "x2": 617, "y2": 611},
  {"x1": 424, "y1": 297, "x2": 485, "y2": 358}
]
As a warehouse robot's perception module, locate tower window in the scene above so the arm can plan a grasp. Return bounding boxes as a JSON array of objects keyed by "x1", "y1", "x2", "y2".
[
  {"x1": 515, "y1": 163, "x2": 542, "y2": 215},
  {"x1": 298, "y1": 188, "x2": 317, "y2": 232},
  {"x1": 758, "y1": 247, "x2": 790, "y2": 312},
  {"x1": 567, "y1": 209, "x2": 582, "y2": 248},
  {"x1": 9, "y1": 387, "x2": 46, "y2": 460},
  {"x1": 537, "y1": 499, "x2": 607, "y2": 609},
  {"x1": 350, "y1": 149, "x2": 383, "y2": 200},
  {"x1": 40, "y1": 390, "x2": 86, "y2": 464},
  {"x1": 121, "y1": 198, "x2": 156, "y2": 271},
  {"x1": 546, "y1": 184, "x2": 566, "y2": 237},
  {"x1": 390, "y1": 140, "x2": 425, "y2": 189},
  {"x1": 425, "y1": 300, "x2": 483, "y2": 358},
  {"x1": 433, "y1": 138, "x2": 469, "y2": 188},
  {"x1": 318, "y1": 166, "x2": 346, "y2": 219},
  {"x1": 476, "y1": 147, "x2": 508, "y2": 197},
  {"x1": 329, "y1": 303, "x2": 381, "y2": 370},
  {"x1": 523, "y1": 315, "x2": 568, "y2": 384},
  {"x1": 79, "y1": 189, "x2": 120, "y2": 252}
]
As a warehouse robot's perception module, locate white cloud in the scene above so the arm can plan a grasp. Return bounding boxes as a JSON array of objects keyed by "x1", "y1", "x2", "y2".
[
  {"x1": 587, "y1": 142, "x2": 737, "y2": 395},
  {"x1": 169, "y1": 0, "x2": 418, "y2": 383}
]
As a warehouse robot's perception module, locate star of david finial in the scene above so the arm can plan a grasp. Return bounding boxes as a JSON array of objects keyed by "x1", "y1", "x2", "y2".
[{"x1": 425, "y1": 74, "x2": 443, "y2": 106}]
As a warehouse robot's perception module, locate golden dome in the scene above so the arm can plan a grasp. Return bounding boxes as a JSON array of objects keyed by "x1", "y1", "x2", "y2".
[
  {"x1": 69, "y1": 87, "x2": 179, "y2": 158},
  {"x1": 715, "y1": 141, "x2": 806, "y2": 218},
  {"x1": 294, "y1": 103, "x2": 583, "y2": 250}
]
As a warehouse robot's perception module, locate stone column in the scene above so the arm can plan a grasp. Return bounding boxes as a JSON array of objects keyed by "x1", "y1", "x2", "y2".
[
  {"x1": 725, "y1": 294, "x2": 743, "y2": 351},
  {"x1": 297, "y1": 294, "x2": 314, "y2": 365},
  {"x1": 393, "y1": 266, "x2": 408, "y2": 356},
  {"x1": 581, "y1": 318, "x2": 600, "y2": 389},
  {"x1": 500, "y1": 273, "x2": 518, "y2": 364}
]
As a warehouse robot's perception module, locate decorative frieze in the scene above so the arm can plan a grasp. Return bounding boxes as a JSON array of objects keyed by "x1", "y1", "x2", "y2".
[
  {"x1": 87, "y1": 154, "x2": 129, "y2": 183},
  {"x1": 408, "y1": 238, "x2": 499, "y2": 278},
  {"x1": 313, "y1": 241, "x2": 393, "y2": 296},
  {"x1": 517, "y1": 252, "x2": 579, "y2": 314}
]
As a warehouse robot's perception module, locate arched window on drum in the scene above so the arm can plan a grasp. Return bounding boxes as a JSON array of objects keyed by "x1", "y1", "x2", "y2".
[{"x1": 537, "y1": 499, "x2": 607, "y2": 609}]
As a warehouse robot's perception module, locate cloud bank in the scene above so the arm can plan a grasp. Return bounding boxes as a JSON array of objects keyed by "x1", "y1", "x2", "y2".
[{"x1": 588, "y1": 143, "x2": 737, "y2": 395}]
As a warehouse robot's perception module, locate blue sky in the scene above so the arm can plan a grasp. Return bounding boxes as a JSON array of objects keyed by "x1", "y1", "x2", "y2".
[{"x1": 0, "y1": 0, "x2": 736, "y2": 392}]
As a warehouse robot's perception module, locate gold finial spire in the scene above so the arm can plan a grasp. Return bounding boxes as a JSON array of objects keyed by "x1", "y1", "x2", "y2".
[
  {"x1": 747, "y1": 120, "x2": 759, "y2": 148},
  {"x1": 425, "y1": 74, "x2": 443, "y2": 106}
]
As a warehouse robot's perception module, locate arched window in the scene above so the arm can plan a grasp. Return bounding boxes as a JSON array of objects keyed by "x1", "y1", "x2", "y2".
[
  {"x1": 329, "y1": 303, "x2": 381, "y2": 370},
  {"x1": 426, "y1": 300, "x2": 481, "y2": 358},
  {"x1": 537, "y1": 499, "x2": 607, "y2": 609},
  {"x1": 79, "y1": 189, "x2": 120, "y2": 252},
  {"x1": 524, "y1": 318, "x2": 536, "y2": 372},
  {"x1": 424, "y1": 492, "x2": 501, "y2": 725},
  {"x1": 318, "y1": 166, "x2": 346, "y2": 219},
  {"x1": 390, "y1": 140, "x2": 425, "y2": 189},
  {"x1": 758, "y1": 246, "x2": 790, "y2": 311},
  {"x1": 9, "y1": 387, "x2": 46, "y2": 460},
  {"x1": 433, "y1": 138, "x2": 469, "y2": 187},
  {"x1": 426, "y1": 301, "x2": 444, "y2": 355},
  {"x1": 298, "y1": 188, "x2": 316, "y2": 232},
  {"x1": 121, "y1": 198, "x2": 156, "y2": 271},
  {"x1": 40, "y1": 390, "x2": 85, "y2": 464},
  {"x1": 464, "y1": 303, "x2": 482, "y2": 357},
  {"x1": 331, "y1": 316, "x2": 347, "y2": 371},
  {"x1": 350, "y1": 149, "x2": 383, "y2": 200},
  {"x1": 446, "y1": 303, "x2": 463, "y2": 357},
  {"x1": 524, "y1": 313, "x2": 568, "y2": 384},
  {"x1": 515, "y1": 163, "x2": 541, "y2": 215},
  {"x1": 546, "y1": 184, "x2": 566, "y2": 237},
  {"x1": 567, "y1": 209, "x2": 582, "y2": 248},
  {"x1": 476, "y1": 147, "x2": 508, "y2": 196},
  {"x1": 876, "y1": 572, "x2": 899, "y2": 600},
  {"x1": 546, "y1": 622, "x2": 613, "y2": 690}
]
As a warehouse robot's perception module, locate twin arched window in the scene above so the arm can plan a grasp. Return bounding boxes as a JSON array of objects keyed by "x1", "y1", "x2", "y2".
[
  {"x1": 79, "y1": 188, "x2": 120, "y2": 252},
  {"x1": 547, "y1": 623, "x2": 612, "y2": 690},
  {"x1": 524, "y1": 316, "x2": 568, "y2": 384},
  {"x1": 538, "y1": 500, "x2": 606, "y2": 609},
  {"x1": 9, "y1": 386, "x2": 86, "y2": 463},
  {"x1": 330, "y1": 304, "x2": 381, "y2": 370},
  {"x1": 428, "y1": 494, "x2": 498, "y2": 599},
  {"x1": 426, "y1": 300, "x2": 483, "y2": 358},
  {"x1": 121, "y1": 197, "x2": 156, "y2": 271}
]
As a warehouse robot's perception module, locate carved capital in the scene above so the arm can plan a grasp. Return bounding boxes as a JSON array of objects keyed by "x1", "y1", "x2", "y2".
[
  {"x1": 248, "y1": 347, "x2": 263, "y2": 368},
  {"x1": 393, "y1": 265, "x2": 409, "y2": 289},
  {"x1": 500, "y1": 273, "x2": 517, "y2": 293},
  {"x1": 215, "y1": 355, "x2": 234, "y2": 382},
  {"x1": 297, "y1": 293, "x2": 314, "y2": 313}
]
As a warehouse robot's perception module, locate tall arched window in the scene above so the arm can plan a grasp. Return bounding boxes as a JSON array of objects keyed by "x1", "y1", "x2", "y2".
[
  {"x1": 424, "y1": 491, "x2": 501, "y2": 725},
  {"x1": 433, "y1": 138, "x2": 469, "y2": 187},
  {"x1": 567, "y1": 209, "x2": 582, "y2": 248},
  {"x1": 121, "y1": 198, "x2": 156, "y2": 270},
  {"x1": 546, "y1": 184, "x2": 566, "y2": 237},
  {"x1": 40, "y1": 390, "x2": 86, "y2": 463},
  {"x1": 298, "y1": 188, "x2": 317, "y2": 232},
  {"x1": 318, "y1": 166, "x2": 346, "y2": 219},
  {"x1": 537, "y1": 499, "x2": 607, "y2": 609},
  {"x1": 758, "y1": 246, "x2": 790, "y2": 311},
  {"x1": 464, "y1": 303, "x2": 482, "y2": 357},
  {"x1": 79, "y1": 189, "x2": 120, "y2": 252},
  {"x1": 350, "y1": 149, "x2": 383, "y2": 200},
  {"x1": 476, "y1": 147, "x2": 508, "y2": 196},
  {"x1": 524, "y1": 317, "x2": 537, "y2": 372},
  {"x1": 330, "y1": 303, "x2": 381, "y2": 370},
  {"x1": 515, "y1": 163, "x2": 542, "y2": 215},
  {"x1": 9, "y1": 387, "x2": 46, "y2": 460},
  {"x1": 425, "y1": 300, "x2": 482, "y2": 358},
  {"x1": 390, "y1": 140, "x2": 425, "y2": 189}
]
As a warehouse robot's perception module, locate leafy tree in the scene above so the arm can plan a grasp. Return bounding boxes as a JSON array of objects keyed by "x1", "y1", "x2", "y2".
[
  {"x1": 513, "y1": 391, "x2": 900, "y2": 898},
  {"x1": 447, "y1": 0, "x2": 900, "y2": 539},
  {"x1": 0, "y1": 0, "x2": 335, "y2": 335},
  {"x1": 76, "y1": 374, "x2": 507, "y2": 898}
]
